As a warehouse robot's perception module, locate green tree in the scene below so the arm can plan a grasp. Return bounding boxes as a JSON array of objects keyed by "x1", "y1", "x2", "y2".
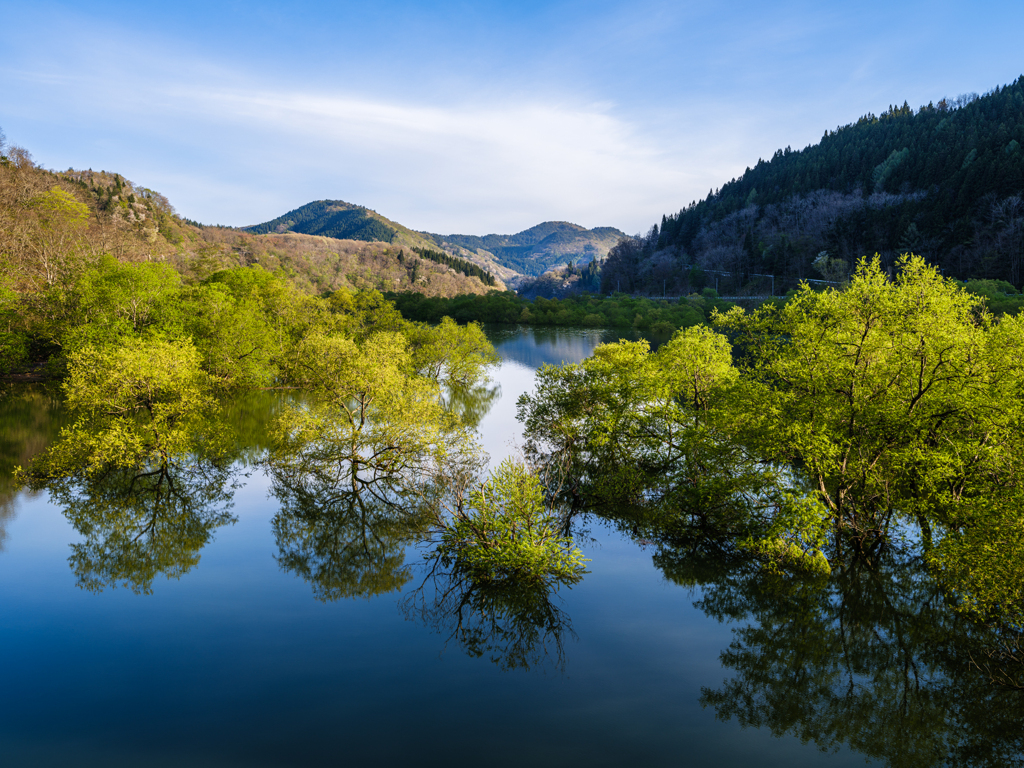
[
  {"x1": 406, "y1": 316, "x2": 500, "y2": 387},
  {"x1": 271, "y1": 331, "x2": 478, "y2": 492},
  {"x1": 20, "y1": 336, "x2": 223, "y2": 480},
  {"x1": 62, "y1": 254, "x2": 182, "y2": 352},
  {"x1": 27, "y1": 186, "x2": 90, "y2": 290},
  {"x1": 716, "y1": 255, "x2": 1024, "y2": 555},
  {"x1": 436, "y1": 457, "x2": 588, "y2": 586}
]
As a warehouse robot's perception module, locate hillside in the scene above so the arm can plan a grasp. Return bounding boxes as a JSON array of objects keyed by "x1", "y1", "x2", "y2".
[
  {"x1": 196, "y1": 229, "x2": 501, "y2": 296},
  {"x1": 602, "y1": 76, "x2": 1024, "y2": 296},
  {"x1": 0, "y1": 137, "x2": 498, "y2": 374},
  {"x1": 244, "y1": 199, "x2": 440, "y2": 251},
  {"x1": 425, "y1": 221, "x2": 627, "y2": 277}
]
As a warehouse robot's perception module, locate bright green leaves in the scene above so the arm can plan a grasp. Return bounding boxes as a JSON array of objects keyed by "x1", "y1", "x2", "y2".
[
  {"x1": 517, "y1": 326, "x2": 765, "y2": 524},
  {"x1": 417, "y1": 459, "x2": 587, "y2": 671},
  {"x1": 271, "y1": 330, "x2": 475, "y2": 490},
  {"x1": 407, "y1": 316, "x2": 500, "y2": 388},
  {"x1": 742, "y1": 493, "x2": 833, "y2": 576},
  {"x1": 928, "y1": 491, "x2": 1024, "y2": 629},
  {"x1": 716, "y1": 254, "x2": 1024, "y2": 548},
  {"x1": 517, "y1": 339, "x2": 662, "y2": 504},
  {"x1": 655, "y1": 324, "x2": 738, "y2": 411},
  {"x1": 62, "y1": 254, "x2": 182, "y2": 352},
  {"x1": 437, "y1": 458, "x2": 588, "y2": 586},
  {"x1": 518, "y1": 254, "x2": 1024, "y2": 596},
  {"x1": 26, "y1": 187, "x2": 91, "y2": 293},
  {"x1": 22, "y1": 337, "x2": 222, "y2": 481},
  {"x1": 29, "y1": 186, "x2": 89, "y2": 228},
  {"x1": 0, "y1": 265, "x2": 29, "y2": 371}
]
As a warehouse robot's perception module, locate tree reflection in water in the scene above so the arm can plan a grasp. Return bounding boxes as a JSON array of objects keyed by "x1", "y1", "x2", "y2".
[
  {"x1": 651, "y1": 538, "x2": 1024, "y2": 768},
  {"x1": 442, "y1": 379, "x2": 501, "y2": 430},
  {"x1": 0, "y1": 384, "x2": 71, "y2": 549},
  {"x1": 267, "y1": 448, "x2": 579, "y2": 669},
  {"x1": 402, "y1": 560, "x2": 576, "y2": 673},
  {"x1": 267, "y1": 465, "x2": 434, "y2": 601},
  {"x1": 44, "y1": 459, "x2": 237, "y2": 593}
]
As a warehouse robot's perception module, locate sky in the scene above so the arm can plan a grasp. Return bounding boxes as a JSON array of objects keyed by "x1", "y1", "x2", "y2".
[{"x1": 2, "y1": 0, "x2": 1023, "y2": 235}]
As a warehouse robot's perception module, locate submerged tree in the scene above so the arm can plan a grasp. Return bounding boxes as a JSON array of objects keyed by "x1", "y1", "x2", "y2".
[
  {"x1": 436, "y1": 457, "x2": 588, "y2": 586},
  {"x1": 20, "y1": 336, "x2": 225, "y2": 481},
  {"x1": 270, "y1": 330, "x2": 481, "y2": 492},
  {"x1": 519, "y1": 255, "x2": 1024, "y2": 607},
  {"x1": 717, "y1": 255, "x2": 1024, "y2": 555}
]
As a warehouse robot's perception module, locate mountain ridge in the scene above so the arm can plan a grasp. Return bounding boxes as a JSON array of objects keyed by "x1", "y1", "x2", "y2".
[
  {"x1": 423, "y1": 220, "x2": 627, "y2": 278},
  {"x1": 245, "y1": 202, "x2": 627, "y2": 281}
]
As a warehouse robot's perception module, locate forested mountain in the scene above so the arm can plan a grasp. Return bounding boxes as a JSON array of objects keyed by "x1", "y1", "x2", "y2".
[
  {"x1": 248, "y1": 202, "x2": 626, "y2": 282},
  {"x1": 425, "y1": 221, "x2": 626, "y2": 277},
  {"x1": 245, "y1": 199, "x2": 439, "y2": 251},
  {"x1": 603, "y1": 76, "x2": 1024, "y2": 296}
]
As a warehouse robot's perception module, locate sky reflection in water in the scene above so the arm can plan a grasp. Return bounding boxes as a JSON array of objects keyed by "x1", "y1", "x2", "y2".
[{"x1": 1, "y1": 327, "x2": 1019, "y2": 767}]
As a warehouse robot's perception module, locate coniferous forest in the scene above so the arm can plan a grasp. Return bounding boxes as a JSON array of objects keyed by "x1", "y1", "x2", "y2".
[{"x1": 600, "y1": 78, "x2": 1024, "y2": 297}]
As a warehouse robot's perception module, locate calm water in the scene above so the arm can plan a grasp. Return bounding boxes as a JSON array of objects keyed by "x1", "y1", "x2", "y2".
[{"x1": 0, "y1": 326, "x2": 1019, "y2": 767}]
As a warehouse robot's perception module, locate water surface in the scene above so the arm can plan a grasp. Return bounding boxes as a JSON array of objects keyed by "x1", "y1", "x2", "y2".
[{"x1": 0, "y1": 326, "x2": 1018, "y2": 767}]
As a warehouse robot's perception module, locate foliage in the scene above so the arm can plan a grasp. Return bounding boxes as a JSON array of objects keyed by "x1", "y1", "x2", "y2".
[
  {"x1": 20, "y1": 337, "x2": 223, "y2": 480},
  {"x1": 61, "y1": 254, "x2": 182, "y2": 352},
  {"x1": 518, "y1": 255, "x2": 1024, "y2": 598},
  {"x1": 406, "y1": 316, "x2": 500, "y2": 387},
  {"x1": 270, "y1": 331, "x2": 481, "y2": 491},
  {"x1": 436, "y1": 458, "x2": 588, "y2": 585},
  {"x1": 388, "y1": 289, "x2": 730, "y2": 332},
  {"x1": 717, "y1": 255, "x2": 1024, "y2": 553},
  {"x1": 928, "y1": 491, "x2": 1024, "y2": 628}
]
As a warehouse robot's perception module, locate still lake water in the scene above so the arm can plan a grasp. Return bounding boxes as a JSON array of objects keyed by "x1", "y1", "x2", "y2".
[{"x1": 0, "y1": 326, "x2": 1018, "y2": 767}]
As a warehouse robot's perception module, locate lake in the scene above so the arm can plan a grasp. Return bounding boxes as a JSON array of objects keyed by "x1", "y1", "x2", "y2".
[{"x1": 0, "y1": 326, "x2": 1019, "y2": 767}]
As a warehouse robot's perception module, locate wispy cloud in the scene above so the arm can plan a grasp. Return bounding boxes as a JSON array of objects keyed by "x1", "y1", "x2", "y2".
[
  {"x1": 7, "y1": 0, "x2": 1020, "y2": 235},
  {"x1": 5, "y1": 56, "x2": 708, "y2": 232}
]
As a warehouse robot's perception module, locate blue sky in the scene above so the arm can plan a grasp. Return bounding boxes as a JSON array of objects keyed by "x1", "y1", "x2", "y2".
[{"x1": 2, "y1": 0, "x2": 1022, "y2": 235}]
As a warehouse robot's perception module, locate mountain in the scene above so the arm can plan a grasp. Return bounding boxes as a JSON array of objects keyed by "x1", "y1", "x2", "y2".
[
  {"x1": 602, "y1": 75, "x2": 1024, "y2": 296},
  {"x1": 424, "y1": 221, "x2": 627, "y2": 277},
  {"x1": 247, "y1": 203, "x2": 628, "y2": 283},
  {"x1": 0, "y1": 146, "x2": 496, "y2": 317},
  {"x1": 245, "y1": 199, "x2": 439, "y2": 251}
]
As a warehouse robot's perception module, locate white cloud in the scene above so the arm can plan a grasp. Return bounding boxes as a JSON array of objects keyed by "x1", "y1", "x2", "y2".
[{"x1": 130, "y1": 82, "x2": 701, "y2": 233}]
